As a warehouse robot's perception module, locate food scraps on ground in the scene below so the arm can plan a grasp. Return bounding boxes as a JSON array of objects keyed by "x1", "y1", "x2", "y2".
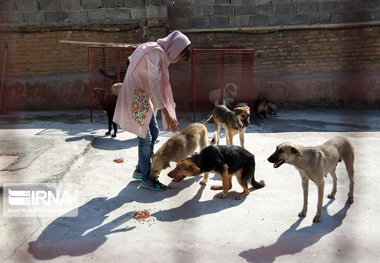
[
  {"x1": 113, "y1": 158, "x2": 124, "y2": 163},
  {"x1": 133, "y1": 210, "x2": 151, "y2": 221}
]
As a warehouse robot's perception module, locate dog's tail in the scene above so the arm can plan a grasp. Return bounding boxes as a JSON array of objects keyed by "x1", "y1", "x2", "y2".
[
  {"x1": 199, "y1": 112, "x2": 213, "y2": 124},
  {"x1": 251, "y1": 179, "x2": 265, "y2": 189}
]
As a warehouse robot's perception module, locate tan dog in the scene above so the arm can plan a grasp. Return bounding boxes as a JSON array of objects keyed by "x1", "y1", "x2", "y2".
[
  {"x1": 267, "y1": 136, "x2": 355, "y2": 223},
  {"x1": 208, "y1": 82, "x2": 239, "y2": 107},
  {"x1": 111, "y1": 83, "x2": 123, "y2": 96},
  {"x1": 200, "y1": 105, "x2": 250, "y2": 148},
  {"x1": 150, "y1": 123, "x2": 210, "y2": 185}
]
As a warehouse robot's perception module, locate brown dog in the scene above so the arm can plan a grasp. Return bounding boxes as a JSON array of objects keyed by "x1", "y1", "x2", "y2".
[
  {"x1": 267, "y1": 136, "x2": 355, "y2": 222},
  {"x1": 256, "y1": 97, "x2": 268, "y2": 119},
  {"x1": 200, "y1": 105, "x2": 250, "y2": 148},
  {"x1": 267, "y1": 102, "x2": 278, "y2": 116},
  {"x1": 150, "y1": 123, "x2": 210, "y2": 185}
]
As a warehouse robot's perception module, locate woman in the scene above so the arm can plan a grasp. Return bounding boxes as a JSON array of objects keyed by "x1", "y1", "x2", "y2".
[{"x1": 113, "y1": 31, "x2": 191, "y2": 191}]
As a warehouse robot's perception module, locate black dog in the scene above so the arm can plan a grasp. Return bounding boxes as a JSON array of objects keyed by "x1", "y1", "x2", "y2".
[
  {"x1": 99, "y1": 69, "x2": 127, "y2": 83},
  {"x1": 92, "y1": 88, "x2": 118, "y2": 137},
  {"x1": 168, "y1": 145, "x2": 265, "y2": 199}
]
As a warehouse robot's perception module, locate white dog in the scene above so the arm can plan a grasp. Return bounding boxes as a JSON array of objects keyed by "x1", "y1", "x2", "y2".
[{"x1": 209, "y1": 83, "x2": 239, "y2": 107}]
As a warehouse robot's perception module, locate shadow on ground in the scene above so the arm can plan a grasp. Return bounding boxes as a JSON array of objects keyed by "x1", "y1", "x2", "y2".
[
  {"x1": 239, "y1": 200, "x2": 354, "y2": 262},
  {"x1": 28, "y1": 177, "x2": 241, "y2": 260}
]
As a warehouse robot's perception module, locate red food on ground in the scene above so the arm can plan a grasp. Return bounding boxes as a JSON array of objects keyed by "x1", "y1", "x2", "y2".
[
  {"x1": 133, "y1": 210, "x2": 150, "y2": 220},
  {"x1": 113, "y1": 158, "x2": 124, "y2": 163}
]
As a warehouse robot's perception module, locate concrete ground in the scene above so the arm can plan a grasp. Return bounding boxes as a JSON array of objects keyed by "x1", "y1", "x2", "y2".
[{"x1": 1, "y1": 108, "x2": 380, "y2": 263}]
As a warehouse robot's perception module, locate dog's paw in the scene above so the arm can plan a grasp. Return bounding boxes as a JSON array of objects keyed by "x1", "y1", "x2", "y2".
[
  {"x1": 298, "y1": 211, "x2": 307, "y2": 218},
  {"x1": 327, "y1": 193, "x2": 335, "y2": 199},
  {"x1": 235, "y1": 193, "x2": 248, "y2": 200},
  {"x1": 216, "y1": 192, "x2": 228, "y2": 199},
  {"x1": 313, "y1": 215, "x2": 321, "y2": 223},
  {"x1": 199, "y1": 179, "x2": 208, "y2": 185},
  {"x1": 347, "y1": 196, "x2": 354, "y2": 204},
  {"x1": 105, "y1": 132, "x2": 111, "y2": 136},
  {"x1": 211, "y1": 184, "x2": 223, "y2": 190},
  {"x1": 112, "y1": 134, "x2": 116, "y2": 138}
]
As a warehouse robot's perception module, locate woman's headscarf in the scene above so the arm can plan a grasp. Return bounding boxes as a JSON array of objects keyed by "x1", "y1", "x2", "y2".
[{"x1": 157, "y1": 30, "x2": 191, "y2": 64}]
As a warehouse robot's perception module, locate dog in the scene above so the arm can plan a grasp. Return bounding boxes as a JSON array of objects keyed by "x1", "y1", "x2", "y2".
[
  {"x1": 209, "y1": 83, "x2": 239, "y2": 107},
  {"x1": 99, "y1": 68, "x2": 127, "y2": 83},
  {"x1": 200, "y1": 105, "x2": 250, "y2": 148},
  {"x1": 111, "y1": 82, "x2": 122, "y2": 96},
  {"x1": 267, "y1": 102, "x2": 278, "y2": 116},
  {"x1": 267, "y1": 136, "x2": 355, "y2": 223},
  {"x1": 255, "y1": 97, "x2": 268, "y2": 119},
  {"x1": 150, "y1": 123, "x2": 210, "y2": 186},
  {"x1": 92, "y1": 87, "x2": 118, "y2": 137},
  {"x1": 168, "y1": 145, "x2": 265, "y2": 199}
]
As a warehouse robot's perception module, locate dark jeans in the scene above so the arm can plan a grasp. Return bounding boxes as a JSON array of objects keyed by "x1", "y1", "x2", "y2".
[{"x1": 135, "y1": 112, "x2": 159, "y2": 181}]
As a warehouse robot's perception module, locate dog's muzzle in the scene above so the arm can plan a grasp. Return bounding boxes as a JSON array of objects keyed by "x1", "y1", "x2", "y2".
[{"x1": 267, "y1": 155, "x2": 285, "y2": 168}]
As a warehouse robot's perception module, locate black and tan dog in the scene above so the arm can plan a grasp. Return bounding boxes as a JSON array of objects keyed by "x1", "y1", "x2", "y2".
[
  {"x1": 200, "y1": 105, "x2": 250, "y2": 148},
  {"x1": 92, "y1": 87, "x2": 118, "y2": 137},
  {"x1": 168, "y1": 145, "x2": 265, "y2": 199},
  {"x1": 268, "y1": 136, "x2": 355, "y2": 223}
]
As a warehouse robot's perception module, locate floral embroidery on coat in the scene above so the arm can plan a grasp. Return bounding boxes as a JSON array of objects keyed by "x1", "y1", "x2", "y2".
[{"x1": 130, "y1": 88, "x2": 150, "y2": 127}]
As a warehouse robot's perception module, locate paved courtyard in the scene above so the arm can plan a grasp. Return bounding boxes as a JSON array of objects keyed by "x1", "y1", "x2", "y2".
[{"x1": 1, "y1": 108, "x2": 380, "y2": 263}]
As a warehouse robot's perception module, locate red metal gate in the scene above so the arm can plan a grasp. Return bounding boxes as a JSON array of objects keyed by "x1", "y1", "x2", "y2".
[
  {"x1": 88, "y1": 45, "x2": 136, "y2": 122},
  {"x1": 191, "y1": 48, "x2": 255, "y2": 121}
]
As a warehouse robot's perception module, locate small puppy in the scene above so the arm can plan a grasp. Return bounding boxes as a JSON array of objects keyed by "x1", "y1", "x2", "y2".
[
  {"x1": 200, "y1": 105, "x2": 250, "y2": 148},
  {"x1": 92, "y1": 87, "x2": 118, "y2": 137},
  {"x1": 256, "y1": 97, "x2": 268, "y2": 119},
  {"x1": 267, "y1": 136, "x2": 355, "y2": 222},
  {"x1": 150, "y1": 123, "x2": 210, "y2": 185},
  {"x1": 267, "y1": 102, "x2": 278, "y2": 116},
  {"x1": 209, "y1": 83, "x2": 239, "y2": 107},
  {"x1": 168, "y1": 145, "x2": 265, "y2": 199}
]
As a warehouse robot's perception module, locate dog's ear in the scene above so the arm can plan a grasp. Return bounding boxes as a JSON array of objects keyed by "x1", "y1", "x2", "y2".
[
  {"x1": 290, "y1": 146, "x2": 300, "y2": 155},
  {"x1": 234, "y1": 107, "x2": 242, "y2": 114},
  {"x1": 163, "y1": 161, "x2": 170, "y2": 169},
  {"x1": 189, "y1": 164, "x2": 201, "y2": 174}
]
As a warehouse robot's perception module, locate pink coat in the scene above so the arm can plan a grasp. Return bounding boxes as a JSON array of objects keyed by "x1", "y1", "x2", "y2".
[{"x1": 113, "y1": 31, "x2": 191, "y2": 138}]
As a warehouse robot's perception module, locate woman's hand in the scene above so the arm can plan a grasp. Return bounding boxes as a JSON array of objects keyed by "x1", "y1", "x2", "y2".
[{"x1": 161, "y1": 107, "x2": 179, "y2": 133}]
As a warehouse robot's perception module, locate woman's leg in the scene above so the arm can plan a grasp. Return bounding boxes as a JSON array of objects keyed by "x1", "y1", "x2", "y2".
[
  {"x1": 137, "y1": 129, "x2": 153, "y2": 182},
  {"x1": 138, "y1": 114, "x2": 167, "y2": 190},
  {"x1": 149, "y1": 111, "x2": 159, "y2": 154}
]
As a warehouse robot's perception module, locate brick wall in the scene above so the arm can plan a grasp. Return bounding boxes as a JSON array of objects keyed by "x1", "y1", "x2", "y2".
[
  {"x1": 0, "y1": 21, "x2": 166, "y2": 77},
  {"x1": 171, "y1": 24, "x2": 380, "y2": 110},
  {"x1": 1, "y1": 1, "x2": 380, "y2": 110},
  {"x1": 0, "y1": 0, "x2": 167, "y2": 25},
  {"x1": 168, "y1": 0, "x2": 380, "y2": 29},
  {"x1": 0, "y1": 21, "x2": 168, "y2": 110}
]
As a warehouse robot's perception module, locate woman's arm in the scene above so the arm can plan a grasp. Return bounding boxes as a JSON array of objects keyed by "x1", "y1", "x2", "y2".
[{"x1": 146, "y1": 50, "x2": 178, "y2": 132}]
